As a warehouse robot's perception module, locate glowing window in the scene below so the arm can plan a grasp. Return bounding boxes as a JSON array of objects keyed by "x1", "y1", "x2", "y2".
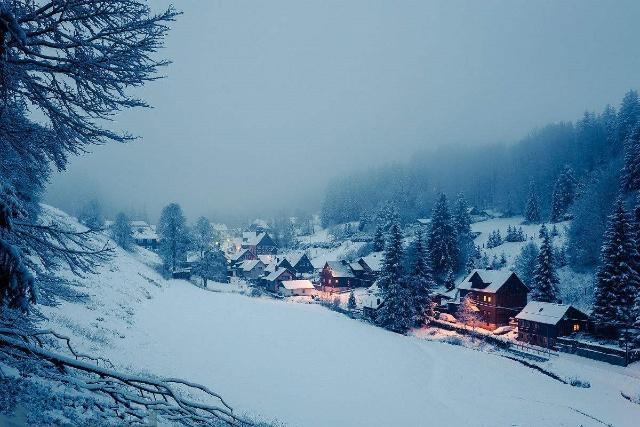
[{"x1": 573, "y1": 324, "x2": 580, "y2": 332}]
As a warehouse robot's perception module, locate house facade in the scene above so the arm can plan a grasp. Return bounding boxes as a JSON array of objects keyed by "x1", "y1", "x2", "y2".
[
  {"x1": 455, "y1": 269, "x2": 529, "y2": 330},
  {"x1": 286, "y1": 252, "x2": 315, "y2": 275},
  {"x1": 239, "y1": 259, "x2": 267, "y2": 281},
  {"x1": 242, "y1": 232, "x2": 278, "y2": 255},
  {"x1": 262, "y1": 267, "x2": 295, "y2": 292},
  {"x1": 516, "y1": 302, "x2": 589, "y2": 348},
  {"x1": 321, "y1": 261, "x2": 356, "y2": 291},
  {"x1": 278, "y1": 280, "x2": 315, "y2": 297}
]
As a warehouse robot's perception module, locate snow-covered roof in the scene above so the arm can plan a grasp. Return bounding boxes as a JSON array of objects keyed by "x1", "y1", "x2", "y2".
[
  {"x1": 515, "y1": 301, "x2": 581, "y2": 325},
  {"x1": 231, "y1": 249, "x2": 249, "y2": 261},
  {"x1": 361, "y1": 252, "x2": 382, "y2": 272},
  {"x1": 130, "y1": 220, "x2": 150, "y2": 227},
  {"x1": 258, "y1": 254, "x2": 274, "y2": 265},
  {"x1": 241, "y1": 260, "x2": 264, "y2": 272},
  {"x1": 284, "y1": 252, "x2": 308, "y2": 267},
  {"x1": 416, "y1": 218, "x2": 431, "y2": 225},
  {"x1": 349, "y1": 262, "x2": 364, "y2": 271},
  {"x1": 264, "y1": 267, "x2": 291, "y2": 282},
  {"x1": 362, "y1": 283, "x2": 383, "y2": 309},
  {"x1": 280, "y1": 280, "x2": 314, "y2": 290},
  {"x1": 457, "y1": 269, "x2": 516, "y2": 293},
  {"x1": 325, "y1": 261, "x2": 355, "y2": 278}
]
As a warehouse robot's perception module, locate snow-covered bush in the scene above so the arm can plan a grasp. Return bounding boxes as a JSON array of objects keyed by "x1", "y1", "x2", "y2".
[{"x1": 568, "y1": 377, "x2": 591, "y2": 388}]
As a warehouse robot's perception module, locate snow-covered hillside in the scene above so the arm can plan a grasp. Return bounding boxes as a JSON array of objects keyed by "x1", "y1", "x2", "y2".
[{"x1": 34, "y1": 208, "x2": 640, "y2": 426}]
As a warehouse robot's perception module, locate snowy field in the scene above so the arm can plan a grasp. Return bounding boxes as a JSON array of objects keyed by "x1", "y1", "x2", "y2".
[{"x1": 34, "y1": 208, "x2": 639, "y2": 426}]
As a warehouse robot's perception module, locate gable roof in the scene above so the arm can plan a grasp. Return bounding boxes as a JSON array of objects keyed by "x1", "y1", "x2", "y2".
[
  {"x1": 280, "y1": 279, "x2": 315, "y2": 290},
  {"x1": 231, "y1": 249, "x2": 249, "y2": 262},
  {"x1": 265, "y1": 267, "x2": 292, "y2": 282},
  {"x1": 515, "y1": 301, "x2": 586, "y2": 325},
  {"x1": 457, "y1": 269, "x2": 522, "y2": 294},
  {"x1": 285, "y1": 252, "x2": 309, "y2": 267},
  {"x1": 241, "y1": 259, "x2": 264, "y2": 272},
  {"x1": 325, "y1": 261, "x2": 355, "y2": 278}
]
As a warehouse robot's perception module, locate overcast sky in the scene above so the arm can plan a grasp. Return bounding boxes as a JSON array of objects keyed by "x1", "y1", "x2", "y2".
[{"x1": 45, "y1": 0, "x2": 640, "y2": 223}]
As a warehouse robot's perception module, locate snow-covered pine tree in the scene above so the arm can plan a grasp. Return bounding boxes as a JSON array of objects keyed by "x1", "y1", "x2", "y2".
[
  {"x1": 111, "y1": 213, "x2": 133, "y2": 251},
  {"x1": 444, "y1": 267, "x2": 456, "y2": 290},
  {"x1": 192, "y1": 249, "x2": 228, "y2": 288},
  {"x1": 618, "y1": 89, "x2": 640, "y2": 144},
  {"x1": 158, "y1": 203, "x2": 190, "y2": 273},
  {"x1": 379, "y1": 222, "x2": 404, "y2": 296},
  {"x1": 375, "y1": 278, "x2": 415, "y2": 333},
  {"x1": 592, "y1": 197, "x2": 640, "y2": 330},
  {"x1": 453, "y1": 193, "x2": 473, "y2": 270},
  {"x1": 347, "y1": 291, "x2": 357, "y2": 312},
  {"x1": 622, "y1": 124, "x2": 640, "y2": 192},
  {"x1": 515, "y1": 241, "x2": 539, "y2": 289},
  {"x1": 524, "y1": 179, "x2": 541, "y2": 223},
  {"x1": 373, "y1": 226, "x2": 385, "y2": 252},
  {"x1": 530, "y1": 225, "x2": 560, "y2": 303},
  {"x1": 426, "y1": 193, "x2": 458, "y2": 279},
  {"x1": 550, "y1": 165, "x2": 578, "y2": 222},
  {"x1": 406, "y1": 229, "x2": 436, "y2": 325},
  {"x1": 193, "y1": 216, "x2": 214, "y2": 257}
]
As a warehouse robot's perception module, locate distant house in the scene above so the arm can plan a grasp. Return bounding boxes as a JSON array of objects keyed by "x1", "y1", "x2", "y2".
[
  {"x1": 242, "y1": 232, "x2": 278, "y2": 255},
  {"x1": 262, "y1": 267, "x2": 295, "y2": 292},
  {"x1": 230, "y1": 249, "x2": 256, "y2": 266},
  {"x1": 362, "y1": 283, "x2": 384, "y2": 319},
  {"x1": 239, "y1": 259, "x2": 267, "y2": 281},
  {"x1": 129, "y1": 221, "x2": 159, "y2": 249},
  {"x1": 454, "y1": 269, "x2": 529, "y2": 330},
  {"x1": 516, "y1": 302, "x2": 589, "y2": 348},
  {"x1": 278, "y1": 280, "x2": 315, "y2": 297},
  {"x1": 349, "y1": 258, "x2": 377, "y2": 287},
  {"x1": 276, "y1": 257, "x2": 294, "y2": 272},
  {"x1": 247, "y1": 219, "x2": 270, "y2": 234},
  {"x1": 321, "y1": 261, "x2": 356, "y2": 291},
  {"x1": 283, "y1": 252, "x2": 315, "y2": 275}
]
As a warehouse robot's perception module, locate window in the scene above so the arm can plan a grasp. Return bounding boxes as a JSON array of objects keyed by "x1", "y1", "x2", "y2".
[
  {"x1": 487, "y1": 296, "x2": 492, "y2": 303},
  {"x1": 573, "y1": 323, "x2": 580, "y2": 332}
]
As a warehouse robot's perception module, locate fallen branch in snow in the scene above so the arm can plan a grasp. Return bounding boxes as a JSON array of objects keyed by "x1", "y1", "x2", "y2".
[{"x1": 0, "y1": 328, "x2": 252, "y2": 426}]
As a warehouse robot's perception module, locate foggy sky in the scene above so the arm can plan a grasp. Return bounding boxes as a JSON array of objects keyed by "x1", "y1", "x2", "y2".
[{"x1": 45, "y1": 0, "x2": 640, "y2": 223}]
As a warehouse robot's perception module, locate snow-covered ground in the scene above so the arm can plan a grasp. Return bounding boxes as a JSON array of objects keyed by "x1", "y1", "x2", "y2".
[{"x1": 33, "y1": 208, "x2": 639, "y2": 426}]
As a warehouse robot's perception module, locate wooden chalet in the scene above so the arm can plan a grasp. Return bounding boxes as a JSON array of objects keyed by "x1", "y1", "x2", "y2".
[
  {"x1": 242, "y1": 232, "x2": 278, "y2": 255},
  {"x1": 129, "y1": 221, "x2": 159, "y2": 249},
  {"x1": 321, "y1": 261, "x2": 356, "y2": 291},
  {"x1": 275, "y1": 257, "x2": 294, "y2": 272},
  {"x1": 239, "y1": 259, "x2": 267, "y2": 281},
  {"x1": 515, "y1": 302, "x2": 589, "y2": 348},
  {"x1": 262, "y1": 267, "x2": 295, "y2": 292},
  {"x1": 455, "y1": 269, "x2": 529, "y2": 330},
  {"x1": 285, "y1": 252, "x2": 315, "y2": 275},
  {"x1": 349, "y1": 258, "x2": 377, "y2": 287}
]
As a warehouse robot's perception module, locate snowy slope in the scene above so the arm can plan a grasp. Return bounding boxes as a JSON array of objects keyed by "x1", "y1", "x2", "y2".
[{"x1": 36, "y1": 207, "x2": 640, "y2": 426}]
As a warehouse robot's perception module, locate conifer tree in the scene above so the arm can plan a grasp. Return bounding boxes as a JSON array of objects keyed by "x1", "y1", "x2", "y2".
[
  {"x1": 406, "y1": 230, "x2": 436, "y2": 324},
  {"x1": 373, "y1": 226, "x2": 385, "y2": 252},
  {"x1": 593, "y1": 198, "x2": 640, "y2": 329},
  {"x1": 622, "y1": 125, "x2": 640, "y2": 192},
  {"x1": 530, "y1": 225, "x2": 560, "y2": 303},
  {"x1": 111, "y1": 212, "x2": 133, "y2": 251},
  {"x1": 444, "y1": 267, "x2": 456, "y2": 291},
  {"x1": 456, "y1": 295, "x2": 480, "y2": 328},
  {"x1": 453, "y1": 193, "x2": 473, "y2": 270},
  {"x1": 376, "y1": 279, "x2": 414, "y2": 333},
  {"x1": 427, "y1": 193, "x2": 458, "y2": 278},
  {"x1": 347, "y1": 291, "x2": 357, "y2": 312},
  {"x1": 618, "y1": 89, "x2": 640, "y2": 143},
  {"x1": 524, "y1": 179, "x2": 541, "y2": 223},
  {"x1": 379, "y1": 222, "x2": 404, "y2": 296},
  {"x1": 515, "y1": 241, "x2": 539, "y2": 288},
  {"x1": 550, "y1": 166, "x2": 578, "y2": 222},
  {"x1": 158, "y1": 203, "x2": 190, "y2": 273}
]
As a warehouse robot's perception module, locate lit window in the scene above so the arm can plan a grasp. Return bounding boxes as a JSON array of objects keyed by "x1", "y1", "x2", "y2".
[
  {"x1": 487, "y1": 296, "x2": 492, "y2": 303},
  {"x1": 573, "y1": 324, "x2": 580, "y2": 332}
]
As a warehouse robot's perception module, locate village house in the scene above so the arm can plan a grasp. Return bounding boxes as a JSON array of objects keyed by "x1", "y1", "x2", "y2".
[
  {"x1": 362, "y1": 283, "x2": 383, "y2": 319},
  {"x1": 262, "y1": 267, "x2": 295, "y2": 292},
  {"x1": 349, "y1": 258, "x2": 377, "y2": 287},
  {"x1": 515, "y1": 301, "x2": 589, "y2": 348},
  {"x1": 275, "y1": 257, "x2": 294, "y2": 272},
  {"x1": 246, "y1": 219, "x2": 270, "y2": 234},
  {"x1": 128, "y1": 220, "x2": 159, "y2": 249},
  {"x1": 453, "y1": 269, "x2": 529, "y2": 330},
  {"x1": 278, "y1": 279, "x2": 315, "y2": 297},
  {"x1": 283, "y1": 252, "x2": 315, "y2": 275},
  {"x1": 321, "y1": 261, "x2": 356, "y2": 291},
  {"x1": 242, "y1": 232, "x2": 278, "y2": 255},
  {"x1": 239, "y1": 259, "x2": 267, "y2": 281}
]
